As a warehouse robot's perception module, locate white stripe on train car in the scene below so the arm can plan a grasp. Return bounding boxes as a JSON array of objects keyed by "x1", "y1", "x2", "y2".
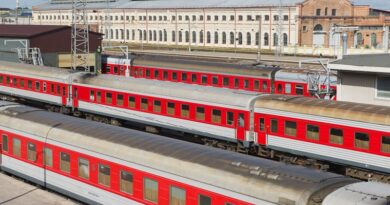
[
  {"x1": 0, "y1": 86, "x2": 63, "y2": 105},
  {"x1": 78, "y1": 101, "x2": 237, "y2": 140},
  {"x1": 1, "y1": 155, "x2": 44, "y2": 182},
  {"x1": 267, "y1": 135, "x2": 390, "y2": 173}
]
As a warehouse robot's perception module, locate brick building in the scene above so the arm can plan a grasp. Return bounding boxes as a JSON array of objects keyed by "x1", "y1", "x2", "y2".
[{"x1": 297, "y1": 0, "x2": 390, "y2": 49}]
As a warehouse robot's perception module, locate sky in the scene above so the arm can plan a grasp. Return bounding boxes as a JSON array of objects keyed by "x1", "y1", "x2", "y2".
[{"x1": 1, "y1": 0, "x2": 390, "y2": 10}]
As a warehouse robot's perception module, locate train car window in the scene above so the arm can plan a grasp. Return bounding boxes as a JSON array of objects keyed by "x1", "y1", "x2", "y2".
[
  {"x1": 212, "y1": 109, "x2": 221, "y2": 124},
  {"x1": 57, "y1": 85, "x2": 61, "y2": 95},
  {"x1": 89, "y1": 90, "x2": 95, "y2": 101},
  {"x1": 117, "y1": 94, "x2": 124, "y2": 106},
  {"x1": 254, "y1": 80, "x2": 260, "y2": 90},
  {"x1": 172, "y1": 72, "x2": 178, "y2": 81},
  {"x1": 6, "y1": 77, "x2": 10, "y2": 85},
  {"x1": 163, "y1": 71, "x2": 169, "y2": 80},
  {"x1": 12, "y1": 138, "x2": 21, "y2": 157},
  {"x1": 141, "y1": 98, "x2": 149, "y2": 110},
  {"x1": 153, "y1": 100, "x2": 161, "y2": 113},
  {"x1": 285, "y1": 83, "x2": 291, "y2": 94},
  {"x1": 128, "y1": 96, "x2": 136, "y2": 108},
  {"x1": 277, "y1": 84, "x2": 283, "y2": 93},
  {"x1": 35, "y1": 81, "x2": 40, "y2": 91},
  {"x1": 96, "y1": 91, "x2": 102, "y2": 103},
  {"x1": 225, "y1": 203, "x2": 235, "y2": 205},
  {"x1": 62, "y1": 87, "x2": 66, "y2": 97},
  {"x1": 381, "y1": 136, "x2": 390, "y2": 153},
  {"x1": 60, "y1": 152, "x2": 71, "y2": 173},
  {"x1": 43, "y1": 82, "x2": 47, "y2": 92},
  {"x1": 144, "y1": 178, "x2": 158, "y2": 203},
  {"x1": 238, "y1": 113, "x2": 245, "y2": 127},
  {"x1": 244, "y1": 80, "x2": 249, "y2": 89},
  {"x1": 0, "y1": 75, "x2": 3, "y2": 83},
  {"x1": 227, "y1": 112, "x2": 234, "y2": 126},
  {"x1": 201, "y1": 75, "x2": 208, "y2": 85},
  {"x1": 106, "y1": 93, "x2": 112, "y2": 104},
  {"x1": 259, "y1": 118, "x2": 265, "y2": 131},
  {"x1": 50, "y1": 84, "x2": 54, "y2": 93},
  {"x1": 20, "y1": 79, "x2": 25, "y2": 88},
  {"x1": 146, "y1": 69, "x2": 151, "y2": 78},
  {"x1": 2, "y1": 134, "x2": 8, "y2": 152},
  {"x1": 271, "y1": 119, "x2": 278, "y2": 133},
  {"x1": 262, "y1": 81, "x2": 268, "y2": 91},
  {"x1": 120, "y1": 170, "x2": 133, "y2": 194},
  {"x1": 198, "y1": 194, "x2": 211, "y2": 205},
  {"x1": 44, "y1": 148, "x2": 53, "y2": 167},
  {"x1": 27, "y1": 143, "x2": 37, "y2": 162},
  {"x1": 182, "y1": 73, "x2": 188, "y2": 81},
  {"x1": 306, "y1": 125, "x2": 319, "y2": 140},
  {"x1": 354, "y1": 132, "x2": 369, "y2": 150},
  {"x1": 98, "y1": 164, "x2": 111, "y2": 187},
  {"x1": 234, "y1": 78, "x2": 239, "y2": 88},
  {"x1": 167, "y1": 102, "x2": 175, "y2": 115},
  {"x1": 212, "y1": 76, "x2": 218, "y2": 85},
  {"x1": 154, "y1": 70, "x2": 159, "y2": 78},
  {"x1": 12, "y1": 78, "x2": 17, "y2": 86},
  {"x1": 196, "y1": 107, "x2": 205, "y2": 120},
  {"x1": 223, "y1": 77, "x2": 229, "y2": 86},
  {"x1": 78, "y1": 158, "x2": 90, "y2": 179},
  {"x1": 73, "y1": 87, "x2": 78, "y2": 98},
  {"x1": 170, "y1": 186, "x2": 186, "y2": 205},
  {"x1": 285, "y1": 121, "x2": 297, "y2": 137},
  {"x1": 105, "y1": 66, "x2": 111, "y2": 73},
  {"x1": 295, "y1": 85, "x2": 304, "y2": 95},
  {"x1": 181, "y1": 104, "x2": 190, "y2": 118},
  {"x1": 191, "y1": 74, "x2": 197, "y2": 83},
  {"x1": 114, "y1": 66, "x2": 118, "y2": 74},
  {"x1": 330, "y1": 128, "x2": 343, "y2": 145}
]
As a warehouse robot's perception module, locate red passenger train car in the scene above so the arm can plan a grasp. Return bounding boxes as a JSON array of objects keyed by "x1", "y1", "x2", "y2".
[
  {"x1": 1, "y1": 101, "x2": 389, "y2": 205},
  {"x1": 102, "y1": 55, "x2": 337, "y2": 99}
]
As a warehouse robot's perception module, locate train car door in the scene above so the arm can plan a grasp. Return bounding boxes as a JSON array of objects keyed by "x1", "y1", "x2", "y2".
[
  {"x1": 61, "y1": 86, "x2": 67, "y2": 106},
  {"x1": 236, "y1": 113, "x2": 246, "y2": 141},
  {"x1": 72, "y1": 86, "x2": 79, "y2": 108}
]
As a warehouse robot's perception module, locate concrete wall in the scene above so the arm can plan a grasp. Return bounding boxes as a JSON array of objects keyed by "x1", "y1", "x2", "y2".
[{"x1": 337, "y1": 71, "x2": 390, "y2": 106}]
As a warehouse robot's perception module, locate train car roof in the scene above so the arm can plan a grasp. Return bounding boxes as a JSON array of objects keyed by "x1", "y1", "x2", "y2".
[
  {"x1": 0, "y1": 102, "x2": 358, "y2": 205},
  {"x1": 0, "y1": 60, "x2": 78, "y2": 81},
  {"x1": 255, "y1": 95, "x2": 390, "y2": 126},
  {"x1": 76, "y1": 74, "x2": 260, "y2": 109},
  {"x1": 275, "y1": 68, "x2": 337, "y2": 84},
  {"x1": 106, "y1": 55, "x2": 279, "y2": 77}
]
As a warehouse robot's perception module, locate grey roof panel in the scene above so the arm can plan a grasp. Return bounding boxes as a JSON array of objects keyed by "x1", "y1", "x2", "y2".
[{"x1": 333, "y1": 54, "x2": 390, "y2": 68}]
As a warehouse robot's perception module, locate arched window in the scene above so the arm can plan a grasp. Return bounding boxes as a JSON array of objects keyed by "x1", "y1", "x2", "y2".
[
  {"x1": 164, "y1": 30, "x2": 167, "y2": 42},
  {"x1": 105, "y1": 29, "x2": 108, "y2": 39},
  {"x1": 110, "y1": 29, "x2": 113, "y2": 39},
  {"x1": 371, "y1": 33, "x2": 377, "y2": 48},
  {"x1": 325, "y1": 7, "x2": 328, "y2": 16},
  {"x1": 264, "y1": 33, "x2": 269, "y2": 46},
  {"x1": 207, "y1": 31, "x2": 211, "y2": 43},
  {"x1": 159, "y1": 30, "x2": 163, "y2": 41},
  {"x1": 139, "y1": 30, "x2": 142, "y2": 40},
  {"x1": 192, "y1": 31, "x2": 196, "y2": 43},
  {"x1": 143, "y1": 30, "x2": 147, "y2": 41},
  {"x1": 178, "y1": 31, "x2": 182, "y2": 42},
  {"x1": 230, "y1": 32, "x2": 235, "y2": 44},
  {"x1": 185, "y1": 31, "x2": 189, "y2": 42},
  {"x1": 238, "y1": 32, "x2": 243, "y2": 45},
  {"x1": 200, "y1": 31, "x2": 204, "y2": 43},
  {"x1": 273, "y1": 33, "x2": 278, "y2": 46},
  {"x1": 283, "y1": 33, "x2": 288, "y2": 46},
  {"x1": 222, "y1": 32, "x2": 226, "y2": 44},
  {"x1": 132, "y1": 30, "x2": 135, "y2": 40},
  {"x1": 246, "y1": 32, "x2": 251, "y2": 45},
  {"x1": 314, "y1": 24, "x2": 323, "y2": 31},
  {"x1": 255, "y1": 32, "x2": 259, "y2": 45},
  {"x1": 149, "y1": 30, "x2": 153, "y2": 41},
  {"x1": 357, "y1": 32, "x2": 363, "y2": 46},
  {"x1": 153, "y1": 30, "x2": 157, "y2": 41},
  {"x1": 214, "y1": 32, "x2": 219, "y2": 44},
  {"x1": 172, "y1": 31, "x2": 176, "y2": 42},
  {"x1": 126, "y1": 29, "x2": 130, "y2": 40}
]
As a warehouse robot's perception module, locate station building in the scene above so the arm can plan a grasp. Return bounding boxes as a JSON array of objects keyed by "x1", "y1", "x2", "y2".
[
  {"x1": 31, "y1": 0, "x2": 390, "y2": 53},
  {"x1": 329, "y1": 54, "x2": 390, "y2": 106}
]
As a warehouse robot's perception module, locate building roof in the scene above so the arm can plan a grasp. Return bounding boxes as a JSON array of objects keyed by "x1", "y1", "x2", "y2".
[
  {"x1": 34, "y1": 0, "x2": 302, "y2": 10},
  {"x1": 329, "y1": 54, "x2": 390, "y2": 73},
  {"x1": 0, "y1": 24, "x2": 103, "y2": 38}
]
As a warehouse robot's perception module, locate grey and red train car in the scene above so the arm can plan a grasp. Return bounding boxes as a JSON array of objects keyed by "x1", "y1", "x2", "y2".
[
  {"x1": 0, "y1": 101, "x2": 389, "y2": 205},
  {"x1": 0, "y1": 61, "x2": 389, "y2": 182}
]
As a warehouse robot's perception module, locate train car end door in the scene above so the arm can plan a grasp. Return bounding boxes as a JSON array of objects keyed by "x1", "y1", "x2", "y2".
[{"x1": 236, "y1": 113, "x2": 246, "y2": 141}]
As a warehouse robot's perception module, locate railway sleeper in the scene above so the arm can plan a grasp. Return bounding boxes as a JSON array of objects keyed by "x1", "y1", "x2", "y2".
[{"x1": 346, "y1": 167, "x2": 390, "y2": 183}]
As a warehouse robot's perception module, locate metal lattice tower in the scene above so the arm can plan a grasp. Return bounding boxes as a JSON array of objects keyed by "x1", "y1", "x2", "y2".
[
  {"x1": 71, "y1": 0, "x2": 90, "y2": 72},
  {"x1": 275, "y1": 0, "x2": 283, "y2": 57},
  {"x1": 103, "y1": 0, "x2": 112, "y2": 46},
  {"x1": 15, "y1": 0, "x2": 19, "y2": 24}
]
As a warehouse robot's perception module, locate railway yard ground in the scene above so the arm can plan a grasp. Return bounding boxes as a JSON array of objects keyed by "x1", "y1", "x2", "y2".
[{"x1": 0, "y1": 172, "x2": 79, "y2": 205}]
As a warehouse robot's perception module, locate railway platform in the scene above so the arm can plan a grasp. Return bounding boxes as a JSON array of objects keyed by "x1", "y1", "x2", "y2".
[{"x1": 0, "y1": 172, "x2": 78, "y2": 205}]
